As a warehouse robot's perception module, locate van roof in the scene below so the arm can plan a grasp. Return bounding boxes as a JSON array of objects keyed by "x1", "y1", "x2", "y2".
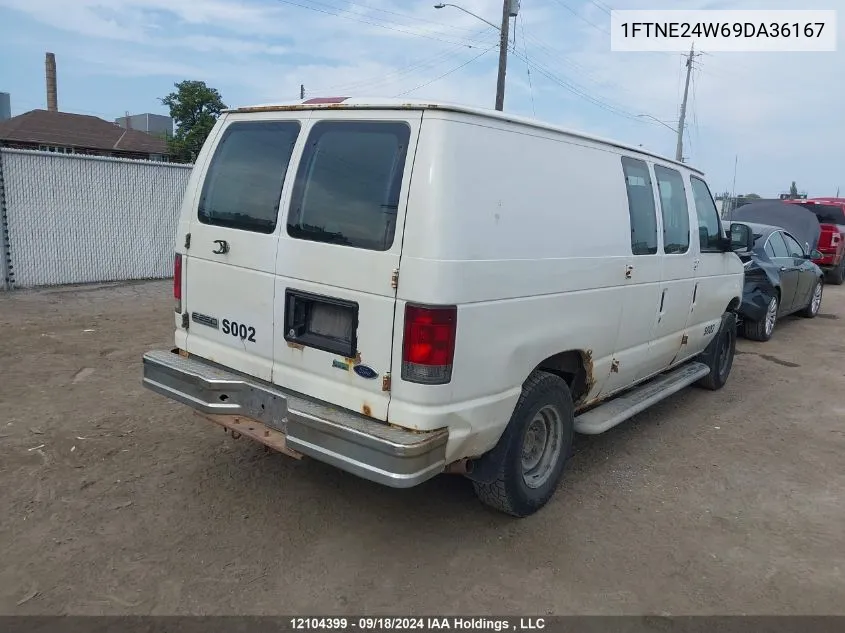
[{"x1": 225, "y1": 97, "x2": 702, "y2": 175}]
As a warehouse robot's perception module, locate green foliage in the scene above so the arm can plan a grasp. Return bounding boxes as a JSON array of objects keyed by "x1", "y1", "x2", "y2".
[
  {"x1": 744, "y1": 193, "x2": 761, "y2": 199},
  {"x1": 160, "y1": 80, "x2": 226, "y2": 163}
]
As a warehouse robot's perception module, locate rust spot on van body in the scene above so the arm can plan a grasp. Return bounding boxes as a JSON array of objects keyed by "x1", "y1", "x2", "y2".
[
  {"x1": 362, "y1": 404, "x2": 372, "y2": 417},
  {"x1": 346, "y1": 352, "x2": 362, "y2": 366},
  {"x1": 287, "y1": 341, "x2": 304, "y2": 351}
]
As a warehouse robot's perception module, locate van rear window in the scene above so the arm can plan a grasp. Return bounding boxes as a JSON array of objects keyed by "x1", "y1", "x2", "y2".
[
  {"x1": 287, "y1": 121, "x2": 411, "y2": 251},
  {"x1": 198, "y1": 121, "x2": 300, "y2": 233}
]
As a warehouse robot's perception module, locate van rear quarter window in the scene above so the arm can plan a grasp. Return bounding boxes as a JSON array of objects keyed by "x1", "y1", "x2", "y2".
[
  {"x1": 287, "y1": 121, "x2": 411, "y2": 251},
  {"x1": 198, "y1": 121, "x2": 300, "y2": 233},
  {"x1": 620, "y1": 156, "x2": 658, "y2": 255},
  {"x1": 654, "y1": 165, "x2": 691, "y2": 254}
]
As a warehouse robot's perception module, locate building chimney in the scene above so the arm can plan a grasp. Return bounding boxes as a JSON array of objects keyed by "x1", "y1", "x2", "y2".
[{"x1": 45, "y1": 52, "x2": 58, "y2": 112}]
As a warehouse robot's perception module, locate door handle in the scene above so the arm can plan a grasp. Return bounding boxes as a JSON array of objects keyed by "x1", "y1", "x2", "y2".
[
  {"x1": 659, "y1": 288, "x2": 667, "y2": 313},
  {"x1": 212, "y1": 240, "x2": 230, "y2": 255},
  {"x1": 779, "y1": 266, "x2": 788, "y2": 272}
]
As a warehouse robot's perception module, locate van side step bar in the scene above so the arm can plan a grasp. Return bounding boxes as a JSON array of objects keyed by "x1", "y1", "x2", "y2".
[{"x1": 574, "y1": 362, "x2": 710, "y2": 435}]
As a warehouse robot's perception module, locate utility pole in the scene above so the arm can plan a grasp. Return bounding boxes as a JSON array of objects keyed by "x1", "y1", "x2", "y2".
[
  {"x1": 675, "y1": 44, "x2": 700, "y2": 162},
  {"x1": 300, "y1": 84, "x2": 305, "y2": 100},
  {"x1": 495, "y1": 0, "x2": 513, "y2": 111}
]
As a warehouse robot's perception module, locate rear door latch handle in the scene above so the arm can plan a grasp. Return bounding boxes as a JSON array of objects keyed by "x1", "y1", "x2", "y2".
[{"x1": 212, "y1": 240, "x2": 229, "y2": 255}]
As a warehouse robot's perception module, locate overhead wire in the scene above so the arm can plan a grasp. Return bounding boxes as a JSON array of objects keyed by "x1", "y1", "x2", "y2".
[
  {"x1": 519, "y1": 13, "x2": 536, "y2": 117},
  {"x1": 310, "y1": 26, "x2": 494, "y2": 95},
  {"x1": 274, "y1": 0, "x2": 494, "y2": 48},
  {"x1": 317, "y1": 0, "x2": 484, "y2": 35},
  {"x1": 550, "y1": 0, "x2": 609, "y2": 35},
  {"x1": 393, "y1": 44, "x2": 498, "y2": 98},
  {"x1": 508, "y1": 48, "x2": 643, "y2": 120}
]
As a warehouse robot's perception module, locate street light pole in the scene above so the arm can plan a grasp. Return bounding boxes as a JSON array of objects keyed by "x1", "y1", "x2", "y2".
[{"x1": 434, "y1": 1, "x2": 518, "y2": 111}]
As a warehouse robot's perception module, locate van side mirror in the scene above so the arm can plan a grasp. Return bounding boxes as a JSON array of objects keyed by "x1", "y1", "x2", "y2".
[
  {"x1": 808, "y1": 249, "x2": 823, "y2": 260},
  {"x1": 728, "y1": 223, "x2": 754, "y2": 252}
]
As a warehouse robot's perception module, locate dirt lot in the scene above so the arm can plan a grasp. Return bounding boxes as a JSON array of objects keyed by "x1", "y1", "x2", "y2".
[{"x1": 1, "y1": 280, "x2": 844, "y2": 615}]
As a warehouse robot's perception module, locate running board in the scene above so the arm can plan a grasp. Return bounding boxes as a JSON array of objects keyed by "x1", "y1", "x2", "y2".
[{"x1": 574, "y1": 362, "x2": 710, "y2": 435}]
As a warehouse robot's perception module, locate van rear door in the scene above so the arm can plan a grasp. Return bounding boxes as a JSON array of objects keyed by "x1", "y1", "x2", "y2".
[
  {"x1": 183, "y1": 113, "x2": 306, "y2": 381},
  {"x1": 272, "y1": 110, "x2": 422, "y2": 421}
]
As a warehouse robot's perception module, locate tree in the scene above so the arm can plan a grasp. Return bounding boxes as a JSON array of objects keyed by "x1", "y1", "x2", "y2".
[
  {"x1": 789, "y1": 181, "x2": 798, "y2": 198},
  {"x1": 160, "y1": 80, "x2": 226, "y2": 163},
  {"x1": 744, "y1": 193, "x2": 761, "y2": 199}
]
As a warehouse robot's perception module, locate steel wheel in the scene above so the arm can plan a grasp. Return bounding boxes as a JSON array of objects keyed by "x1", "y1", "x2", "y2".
[
  {"x1": 521, "y1": 404, "x2": 564, "y2": 489},
  {"x1": 764, "y1": 296, "x2": 778, "y2": 337},
  {"x1": 717, "y1": 322, "x2": 735, "y2": 382}
]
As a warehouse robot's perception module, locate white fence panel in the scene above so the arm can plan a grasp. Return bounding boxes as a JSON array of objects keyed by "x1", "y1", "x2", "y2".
[{"x1": 0, "y1": 149, "x2": 192, "y2": 288}]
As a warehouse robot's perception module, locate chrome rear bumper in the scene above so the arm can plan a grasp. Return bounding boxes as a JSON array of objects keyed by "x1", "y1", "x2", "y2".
[{"x1": 142, "y1": 350, "x2": 448, "y2": 488}]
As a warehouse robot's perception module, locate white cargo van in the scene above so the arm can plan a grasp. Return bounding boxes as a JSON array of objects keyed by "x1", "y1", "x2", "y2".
[{"x1": 143, "y1": 98, "x2": 752, "y2": 517}]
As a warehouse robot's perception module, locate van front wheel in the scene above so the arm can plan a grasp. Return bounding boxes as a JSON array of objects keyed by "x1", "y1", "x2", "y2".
[
  {"x1": 696, "y1": 312, "x2": 737, "y2": 391},
  {"x1": 472, "y1": 371, "x2": 574, "y2": 518}
]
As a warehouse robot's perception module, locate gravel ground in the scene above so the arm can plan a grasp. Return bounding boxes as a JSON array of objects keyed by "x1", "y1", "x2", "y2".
[{"x1": 1, "y1": 280, "x2": 843, "y2": 615}]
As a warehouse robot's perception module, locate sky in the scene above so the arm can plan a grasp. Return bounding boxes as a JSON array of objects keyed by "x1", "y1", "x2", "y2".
[{"x1": 0, "y1": 0, "x2": 842, "y2": 197}]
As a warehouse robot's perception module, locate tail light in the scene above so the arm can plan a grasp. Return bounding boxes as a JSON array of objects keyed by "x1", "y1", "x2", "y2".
[
  {"x1": 401, "y1": 304, "x2": 457, "y2": 385},
  {"x1": 174, "y1": 253, "x2": 182, "y2": 313}
]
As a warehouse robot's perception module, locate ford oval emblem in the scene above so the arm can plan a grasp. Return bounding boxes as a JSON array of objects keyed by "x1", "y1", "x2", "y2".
[{"x1": 353, "y1": 365, "x2": 378, "y2": 380}]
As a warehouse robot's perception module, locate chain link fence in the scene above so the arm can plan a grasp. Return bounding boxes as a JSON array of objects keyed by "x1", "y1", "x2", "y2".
[{"x1": 0, "y1": 148, "x2": 192, "y2": 290}]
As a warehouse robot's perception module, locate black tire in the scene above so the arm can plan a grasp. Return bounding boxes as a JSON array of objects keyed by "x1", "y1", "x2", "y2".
[
  {"x1": 799, "y1": 278, "x2": 823, "y2": 318},
  {"x1": 826, "y1": 260, "x2": 845, "y2": 286},
  {"x1": 697, "y1": 312, "x2": 737, "y2": 391},
  {"x1": 472, "y1": 371, "x2": 574, "y2": 518},
  {"x1": 741, "y1": 294, "x2": 778, "y2": 342}
]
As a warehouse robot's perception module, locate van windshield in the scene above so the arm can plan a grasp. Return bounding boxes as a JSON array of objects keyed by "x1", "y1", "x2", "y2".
[
  {"x1": 198, "y1": 121, "x2": 300, "y2": 233},
  {"x1": 287, "y1": 121, "x2": 411, "y2": 251}
]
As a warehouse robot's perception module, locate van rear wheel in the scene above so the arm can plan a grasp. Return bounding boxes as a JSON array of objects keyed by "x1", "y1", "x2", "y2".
[{"x1": 471, "y1": 371, "x2": 574, "y2": 518}]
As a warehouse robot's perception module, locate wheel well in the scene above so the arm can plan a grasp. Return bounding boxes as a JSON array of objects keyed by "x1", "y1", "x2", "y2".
[
  {"x1": 727, "y1": 297, "x2": 740, "y2": 312},
  {"x1": 535, "y1": 350, "x2": 591, "y2": 404}
]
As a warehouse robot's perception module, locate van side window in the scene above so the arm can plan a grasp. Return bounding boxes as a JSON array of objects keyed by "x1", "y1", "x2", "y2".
[
  {"x1": 287, "y1": 121, "x2": 411, "y2": 251},
  {"x1": 690, "y1": 176, "x2": 723, "y2": 252},
  {"x1": 198, "y1": 121, "x2": 301, "y2": 233},
  {"x1": 620, "y1": 157, "x2": 658, "y2": 255},
  {"x1": 654, "y1": 165, "x2": 691, "y2": 254}
]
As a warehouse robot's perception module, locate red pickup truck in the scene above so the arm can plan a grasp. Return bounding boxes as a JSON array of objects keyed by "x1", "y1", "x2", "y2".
[{"x1": 784, "y1": 198, "x2": 845, "y2": 284}]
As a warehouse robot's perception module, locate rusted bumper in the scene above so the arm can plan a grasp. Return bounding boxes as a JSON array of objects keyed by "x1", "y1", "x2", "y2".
[{"x1": 141, "y1": 349, "x2": 449, "y2": 488}]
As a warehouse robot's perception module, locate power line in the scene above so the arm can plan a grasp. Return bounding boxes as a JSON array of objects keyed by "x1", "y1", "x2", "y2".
[
  {"x1": 393, "y1": 45, "x2": 497, "y2": 98},
  {"x1": 509, "y1": 49, "x2": 644, "y2": 120},
  {"x1": 550, "y1": 0, "x2": 609, "y2": 35},
  {"x1": 519, "y1": 14, "x2": 536, "y2": 117},
  {"x1": 274, "y1": 0, "x2": 494, "y2": 48},
  {"x1": 320, "y1": 0, "x2": 483, "y2": 35},
  {"x1": 311, "y1": 28, "x2": 493, "y2": 95},
  {"x1": 586, "y1": 0, "x2": 613, "y2": 16}
]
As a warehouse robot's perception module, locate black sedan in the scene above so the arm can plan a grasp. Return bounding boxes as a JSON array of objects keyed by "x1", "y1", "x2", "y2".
[{"x1": 723, "y1": 221, "x2": 824, "y2": 341}]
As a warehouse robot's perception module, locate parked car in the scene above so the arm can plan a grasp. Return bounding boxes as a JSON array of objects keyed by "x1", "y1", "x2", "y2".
[
  {"x1": 142, "y1": 97, "x2": 750, "y2": 517},
  {"x1": 722, "y1": 219, "x2": 824, "y2": 341},
  {"x1": 783, "y1": 198, "x2": 845, "y2": 285}
]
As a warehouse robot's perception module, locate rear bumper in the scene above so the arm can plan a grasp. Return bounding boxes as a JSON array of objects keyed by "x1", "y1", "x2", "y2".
[{"x1": 141, "y1": 349, "x2": 449, "y2": 488}]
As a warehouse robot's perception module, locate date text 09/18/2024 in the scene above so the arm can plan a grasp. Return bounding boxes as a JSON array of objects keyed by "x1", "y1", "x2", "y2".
[{"x1": 289, "y1": 618, "x2": 548, "y2": 631}]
